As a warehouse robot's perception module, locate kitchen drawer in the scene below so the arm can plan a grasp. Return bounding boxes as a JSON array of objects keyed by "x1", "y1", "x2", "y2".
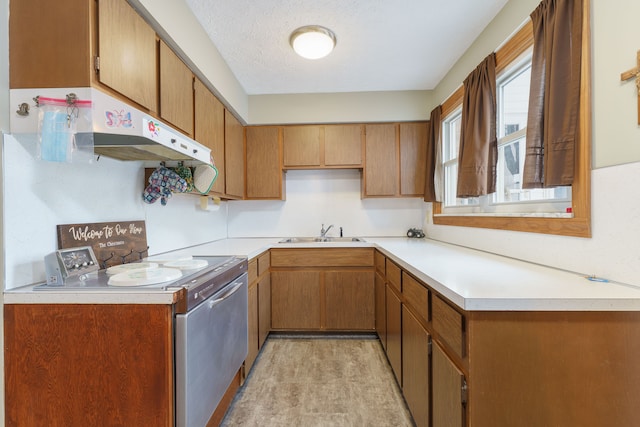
[
  {"x1": 402, "y1": 272, "x2": 429, "y2": 323},
  {"x1": 248, "y1": 259, "x2": 258, "y2": 284},
  {"x1": 375, "y1": 251, "x2": 386, "y2": 275},
  {"x1": 270, "y1": 248, "x2": 373, "y2": 267},
  {"x1": 257, "y1": 251, "x2": 270, "y2": 276},
  {"x1": 386, "y1": 261, "x2": 402, "y2": 292},
  {"x1": 433, "y1": 295, "x2": 465, "y2": 358}
]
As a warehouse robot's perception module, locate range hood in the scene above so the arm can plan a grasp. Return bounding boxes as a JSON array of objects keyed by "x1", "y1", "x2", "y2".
[{"x1": 9, "y1": 87, "x2": 211, "y2": 164}]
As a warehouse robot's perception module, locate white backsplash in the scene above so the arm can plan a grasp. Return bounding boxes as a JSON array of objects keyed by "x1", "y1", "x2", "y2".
[
  {"x1": 7, "y1": 129, "x2": 638, "y2": 290},
  {"x1": 227, "y1": 169, "x2": 425, "y2": 238},
  {"x1": 2, "y1": 134, "x2": 228, "y2": 289},
  {"x1": 425, "y1": 161, "x2": 640, "y2": 287}
]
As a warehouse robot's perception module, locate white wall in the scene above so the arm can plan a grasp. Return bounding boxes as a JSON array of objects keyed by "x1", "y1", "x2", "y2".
[
  {"x1": 2, "y1": 134, "x2": 228, "y2": 289},
  {"x1": 424, "y1": 0, "x2": 640, "y2": 286},
  {"x1": 227, "y1": 169, "x2": 424, "y2": 238},
  {"x1": 591, "y1": 0, "x2": 640, "y2": 167},
  {"x1": 431, "y1": 0, "x2": 540, "y2": 109},
  {"x1": 425, "y1": 163, "x2": 640, "y2": 285},
  {"x1": 131, "y1": 0, "x2": 249, "y2": 123},
  {"x1": 249, "y1": 91, "x2": 432, "y2": 124}
]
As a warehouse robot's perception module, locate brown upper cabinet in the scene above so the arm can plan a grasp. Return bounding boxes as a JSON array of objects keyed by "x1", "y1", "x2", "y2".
[
  {"x1": 160, "y1": 41, "x2": 194, "y2": 136},
  {"x1": 194, "y1": 78, "x2": 225, "y2": 193},
  {"x1": 400, "y1": 122, "x2": 428, "y2": 196},
  {"x1": 282, "y1": 124, "x2": 364, "y2": 169},
  {"x1": 10, "y1": 0, "x2": 159, "y2": 114},
  {"x1": 363, "y1": 122, "x2": 428, "y2": 198},
  {"x1": 99, "y1": 0, "x2": 158, "y2": 112},
  {"x1": 245, "y1": 126, "x2": 284, "y2": 200},
  {"x1": 283, "y1": 126, "x2": 321, "y2": 167},
  {"x1": 224, "y1": 110, "x2": 245, "y2": 199},
  {"x1": 364, "y1": 124, "x2": 398, "y2": 197},
  {"x1": 324, "y1": 124, "x2": 364, "y2": 166}
]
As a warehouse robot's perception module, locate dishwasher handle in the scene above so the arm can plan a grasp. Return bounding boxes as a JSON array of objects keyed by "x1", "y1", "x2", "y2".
[{"x1": 208, "y1": 280, "x2": 244, "y2": 309}]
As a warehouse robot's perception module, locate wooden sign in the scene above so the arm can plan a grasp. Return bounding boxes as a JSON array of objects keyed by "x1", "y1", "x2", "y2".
[{"x1": 57, "y1": 220, "x2": 148, "y2": 269}]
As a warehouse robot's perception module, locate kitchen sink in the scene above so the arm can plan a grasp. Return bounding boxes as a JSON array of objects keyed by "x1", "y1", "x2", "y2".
[{"x1": 278, "y1": 237, "x2": 366, "y2": 243}]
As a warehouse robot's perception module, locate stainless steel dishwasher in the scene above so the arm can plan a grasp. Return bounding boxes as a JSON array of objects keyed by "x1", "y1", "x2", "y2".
[{"x1": 174, "y1": 259, "x2": 248, "y2": 427}]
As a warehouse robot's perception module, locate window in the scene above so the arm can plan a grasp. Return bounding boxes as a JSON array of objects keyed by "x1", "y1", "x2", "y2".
[
  {"x1": 494, "y1": 55, "x2": 571, "y2": 210},
  {"x1": 440, "y1": 50, "x2": 571, "y2": 216},
  {"x1": 432, "y1": 15, "x2": 591, "y2": 237},
  {"x1": 443, "y1": 109, "x2": 478, "y2": 207}
]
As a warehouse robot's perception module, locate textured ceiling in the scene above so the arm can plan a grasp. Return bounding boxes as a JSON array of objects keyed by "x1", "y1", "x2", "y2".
[{"x1": 184, "y1": 0, "x2": 510, "y2": 95}]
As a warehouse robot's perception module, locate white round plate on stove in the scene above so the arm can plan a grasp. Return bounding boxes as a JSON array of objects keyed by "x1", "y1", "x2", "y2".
[
  {"x1": 108, "y1": 267, "x2": 183, "y2": 287},
  {"x1": 106, "y1": 262, "x2": 159, "y2": 276},
  {"x1": 143, "y1": 254, "x2": 193, "y2": 264},
  {"x1": 163, "y1": 259, "x2": 208, "y2": 271}
]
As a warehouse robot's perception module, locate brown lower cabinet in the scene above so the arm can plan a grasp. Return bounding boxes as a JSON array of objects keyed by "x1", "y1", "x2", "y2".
[
  {"x1": 378, "y1": 250, "x2": 467, "y2": 426},
  {"x1": 271, "y1": 269, "x2": 374, "y2": 331},
  {"x1": 375, "y1": 269, "x2": 387, "y2": 349},
  {"x1": 432, "y1": 342, "x2": 465, "y2": 427},
  {"x1": 271, "y1": 270, "x2": 322, "y2": 329},
  {"x1": 270, "y1": 248, "x2": 375, "y2": 331},
  {"x1": 374, "y1": 249, "x2": 640, "y2": 427},
  {"x1": 258, "y1": 273, "x2": 271, "y2": 346},
  {"x1": 325, "y1": 271, "x2": 375, "y2": 330},
  {"x1": 246, "y1": 281, "x2": 260, "y2": 370},
  {"x1": 4, "y1": 304, "x2": 174, "y2": 427},
  {"x1": 402, "y1": 305, "x2": 431, "y2": 427},
  {"x1": 246, "y1": 251, "x2": 272, "y2": 375},
  {"x1": 385, "y1": 284, "x2": 402, "y2": 385}
]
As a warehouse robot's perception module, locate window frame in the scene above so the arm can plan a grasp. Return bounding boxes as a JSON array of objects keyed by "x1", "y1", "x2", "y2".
[{"x1": 431, "y1": 10, "x2": 592, "y2": 238}]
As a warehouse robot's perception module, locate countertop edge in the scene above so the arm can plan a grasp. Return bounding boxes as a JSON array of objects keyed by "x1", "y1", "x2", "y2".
[{"x1": 6, "y1": 237, "x2": 640, "y2": 311}]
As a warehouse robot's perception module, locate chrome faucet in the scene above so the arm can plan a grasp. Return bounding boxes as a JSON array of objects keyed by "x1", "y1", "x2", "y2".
[{"x1": 320, "y1": 224, "x2": 334, "y2": 238}]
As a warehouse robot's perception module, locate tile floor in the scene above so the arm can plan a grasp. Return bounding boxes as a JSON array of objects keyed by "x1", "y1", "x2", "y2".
[{"x1": 220, "y1": 335, "x2": 415, "y2": 426}]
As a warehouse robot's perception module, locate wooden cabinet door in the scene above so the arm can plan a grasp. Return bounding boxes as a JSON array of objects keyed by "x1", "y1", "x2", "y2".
[
  {"x1": 324, "y1": 124, "x2": 363, "y2": 166},
  {"x1": 160, "y1": 41, "x2": 194, "y2": 136},
  {"x1": 246, "y1": 126, "x2": 283, "y2": 199},
  {"x1": 364, "y1": 124, "x2": 398, "y2": 196},
  {"x1": 246, "y1": 281, "x2": 259, "y2": 373},
  {"x1": 325, "y1": 270, "x2": 375, "y2": 330},
  {"x1": 98, "y1": 0, "x2": 158, "y2": 111},
  {"x1": 271, "y1": 271, "x2": 321, "y2": 329},
  {"x1": 225, "y1": 110, "x2": 245, "y2": 199},
  {"x1": 386, "y1": 284, "x2": 402, "y2": 385},
  {"x1": 4, "y1": 304, "x2": 173, "y2": 427},
  {"x1": 194, "y1": 78, "x2": 225, "y2": 194},
  {"x1": 10, "y1": 0, "x2": 92, "y2": 88},
  {"x1": 283, "y1": 125, "x2": 321, "y2": 167},
  {"x1": 375, "y1": 271, "x2": 387, "y2": 348},
  {"x1": 258, "y1": 273, "x2": 271, "y2": 348},
  {"x1": 402, "y1": 306, "x2": 431, "y2": 427},
  {"x1": 400, "y1": 122, "x2": 428, "y2": 196},
  {"x1": 433, "y1": 342, "x2": 466, "y2": 427}
]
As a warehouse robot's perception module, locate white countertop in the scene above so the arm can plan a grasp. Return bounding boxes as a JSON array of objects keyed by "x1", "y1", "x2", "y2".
[
  {"x1": 6, "y1": 237, "x2": 640, "y2": 311},
  {"x1": 368, "y1": 238, "x2": 640, "y2": 311}
]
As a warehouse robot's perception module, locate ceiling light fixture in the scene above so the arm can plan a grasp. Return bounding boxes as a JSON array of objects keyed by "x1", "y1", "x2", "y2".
[{"x1": 289, "y1": 25, "x2": 337, "y2": 60}]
